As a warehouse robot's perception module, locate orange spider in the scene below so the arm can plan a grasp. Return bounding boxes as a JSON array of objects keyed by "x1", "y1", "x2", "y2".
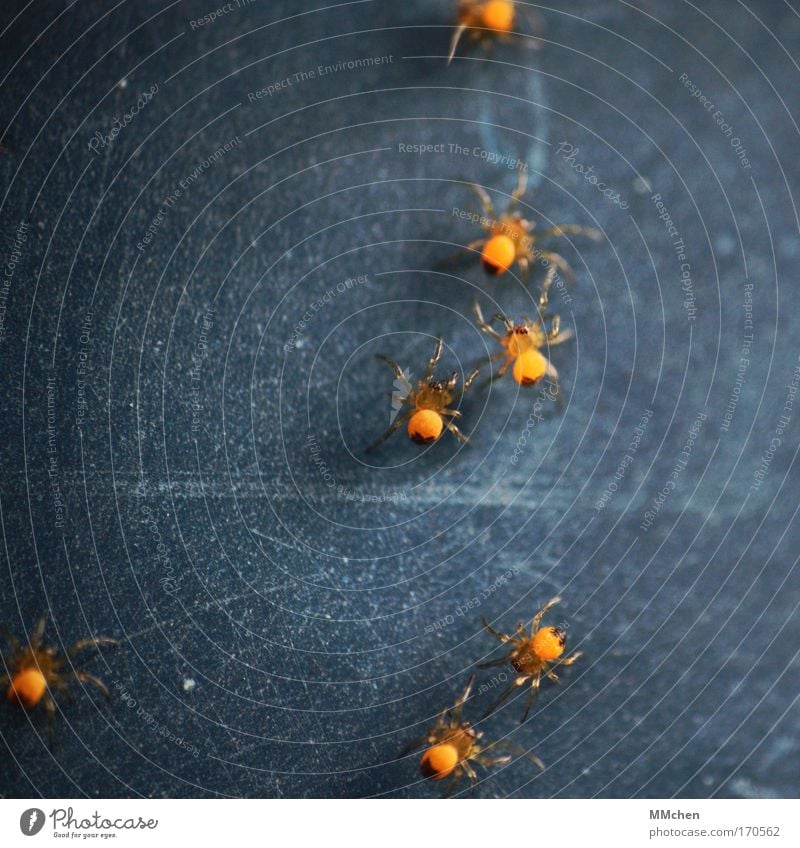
[
  {"x1": 473, "y1": 262, "x2": 571, "y2": 389},
  {"x1": 456, "y1": 170, "x2": 602, "y2": 279},
  {"x1": 2, "y1": 615, "x2": 118, "y2": 742},
  {"x1": 448, "y1": 0, "x2": 542, "y2": 63},
  {"x1": 367, "y1": 337, "x2": 478, "y2": 450},
  {"x1": 401, "y1": 675, "x2": 543, "y2": 796},
  {"x1": 480, "y1": 596, "x2": 582, "y2": 722}
]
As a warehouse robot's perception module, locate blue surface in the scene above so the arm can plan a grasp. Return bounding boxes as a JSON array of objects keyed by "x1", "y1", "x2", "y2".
[{"x1": 0, "y1": 0, "x2": 799, "y2": 798}]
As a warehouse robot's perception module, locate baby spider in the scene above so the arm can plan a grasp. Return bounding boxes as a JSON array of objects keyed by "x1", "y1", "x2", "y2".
[
  {"x1": 1, "y1": 615, "x2": 118, "y2": 743},
  {"x1": 454, "y1": 169, "x2": 601, "y2": 279},
  {"x1": 473, "y1": 263, "x2": 571, "y2": 388},
  {"x1": 480, "y1": 596, "x2": 581, "y2": 722},
  {"x1": 401, "y1": 674, "x2": 543, "y2": 797},
  {"x1": 366, "y1": 337, "x2": 478, "y2": 451},
  {"x1": 448, "y1": 1, "x2": 542, "y2": 64}
]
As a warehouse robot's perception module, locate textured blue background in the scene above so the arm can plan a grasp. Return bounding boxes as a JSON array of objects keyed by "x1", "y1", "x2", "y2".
[{"x1": 0, "y1": 0, "x2": 798, "y2": 798}]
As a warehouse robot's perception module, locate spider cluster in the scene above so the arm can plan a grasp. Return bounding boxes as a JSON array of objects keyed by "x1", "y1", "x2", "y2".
[
  {"x1": 403, "y1": 597, "x2": 581, "y2": 796},
  {"x1": 367, "y1": 169, "x2": 599, "y2": 452}
]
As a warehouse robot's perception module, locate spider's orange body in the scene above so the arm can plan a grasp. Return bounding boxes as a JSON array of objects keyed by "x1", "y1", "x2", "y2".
[
  {"x1": 480, "y1": 597, "x2": 581, "y2": 722},
  {"x1": 1, "y1": 616, "x2": 118, "y2": 743},
  {"x1": 7, "y1": 667, "x2": 48, "y2": 708},
  {"x1": 407, "y1": 408, "x2": 445, "y2": 444},
  {"x1": 481, "y1": 0, "x2": 515, "y2": 32}
]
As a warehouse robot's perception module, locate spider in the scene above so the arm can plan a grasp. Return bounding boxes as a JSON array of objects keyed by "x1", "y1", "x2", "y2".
[
  {"x1": 401, "y1": 674, "x2": 543, "y2": 796},
  {"x1": 473, "y1": 262, "x2": 572, "y2": 388},
  {"x1": 2, "y1": 615, "x2": 118, "y2": 742},
  {"x1": 454, "y1": 169, "x2": 602, "y2": 279},
  {"x1": 448, "y1": 1, "x2": 542, "y2": 64},
  {"x1": 366, "y1": 337, "x2": 478, "y2": 451},
  {"x1": 480, "y1": 596, "x2": 582, "y2": 722}
]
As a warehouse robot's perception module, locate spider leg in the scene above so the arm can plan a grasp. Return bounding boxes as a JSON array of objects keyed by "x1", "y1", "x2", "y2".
[
  {"x1": 537, "y1": 262, "x2": 558, "y2": 317},
  {"x1": 44, "y1": 694, "x2": 57, "y2": 748},
  {"x1": 462, "y1": 760, "x2": 479, "y2": 791},
  {"x1": 476, "y1": 752, "x2": 513, "y2": 769},
  {"x1": 375, "y1": 353, "x2": 407, "y2": 383},
  {"x1": 482, "y1": 617, "x2": 514, "y2": 644},
  {"x1": 365, "y1": 410, "x2": 412, "y2": 453},
  {"x1": 476, "y1": 656, "x2": 509, "y2": 669},
  {"x1": 442, "y1": 769, "x2": 462, "y2": 798},
  {"x1": 531, "y1": 596, "x2": 561, "y2": 634},
  {"x1": 73, "y1": 671, "x2": 111, "y2": 700},
  {"x1": 30, "y1": 615, "x2": 46, "y2": 650},
  {"x1": 545, "y1": 669, "x2": 559, "y2": 682},
  {"x1": 445, "y1": 420, "x2": 469, "y2": 444},
  {"x1": 535, "y1": 223, "x2": 602, "y2": 243},
  {"x1": 465, "y1": 182, "x2": 495, "y2": 218},
  {"x1": 473, "y1": 300, "x2": 505, "y2": 341},
  {"x1": 423, "y1": 337, "x2": 444, "y2": 381},
  {"x1": 486, "y1": 739, "x2": 545, "y2": 770},
  {"x1": 436, "y1": 239, "x2": 486, "y2": 270},
  {"x1": 441, "y1": 409, "x2": 462, "y2": 419},
  {"x1": 447, "y1": 22, "x2": 468, "y2": 64},
  {"x1": 506, "y1": 169, "x2": 528, "y2": 213},
  {"x1": 520, "y1": 675, "x2": 542, "y2": 723},
  {"x1": 454, "y1": 673, "x2": 475, "y2": 707},
  {"x1": 491, "y1": 313, "x2": 513, "y2": 333},
  {"x1": 479, "y1": 357, "x2": 512, "y2": 389},
  {"x1": 459, "y1": 367, "x2": 480, "y2": 395},
  {"x1": 547, "y1": 317, "x2": 573, "y2": 343},
  {"x1": 482, "y1": 675, "x2": 528, "y2": 719},
  {"x1": 558, "y1": 650, "x2": 583, "y2": 667},
  {"x1": 67, "y1": 636, "x2": 118, "y2": 658},
  {"x1": 536, "y1": 250, "x2": 575, "y2": 283}
]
